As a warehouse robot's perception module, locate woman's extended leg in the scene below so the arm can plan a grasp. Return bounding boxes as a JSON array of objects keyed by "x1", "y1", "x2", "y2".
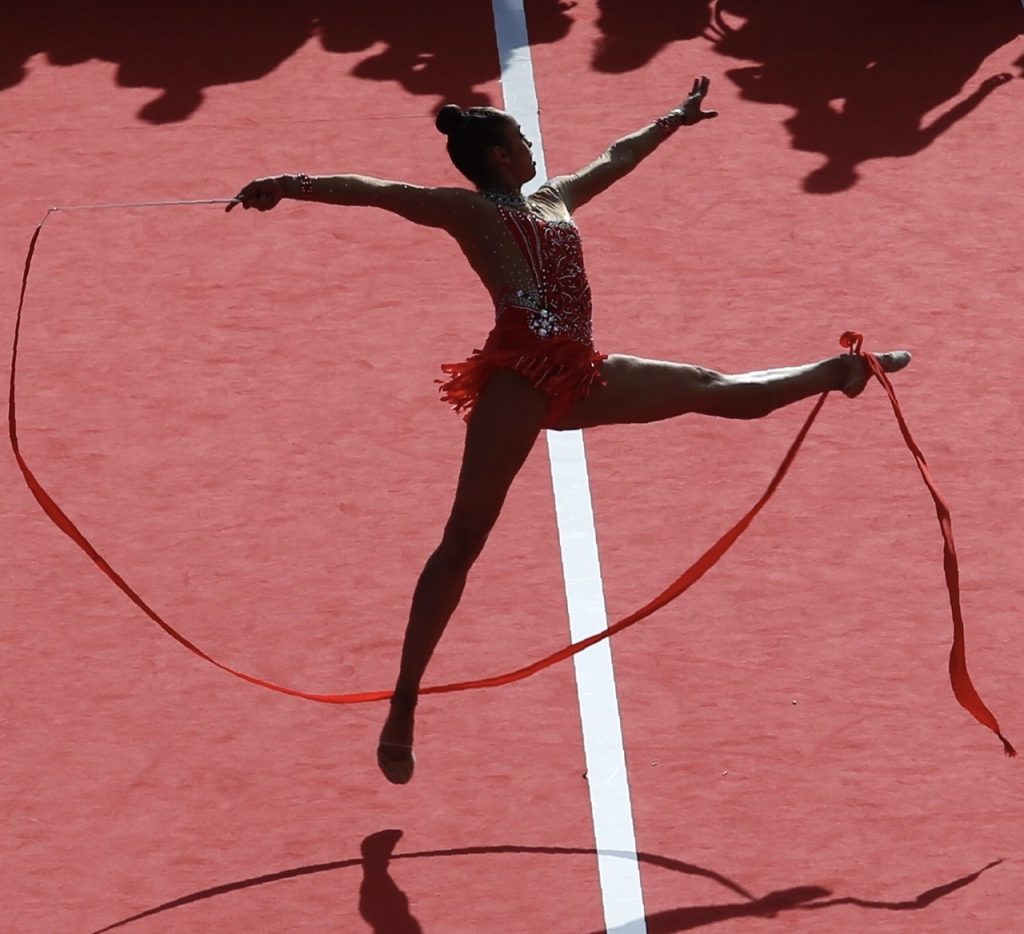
[
  {"x1": 553, "y1": 350, "x2": 910, "y2": 429},
  {"x1": 378, "y1": 370, "x2": 549, "y2": 783}
]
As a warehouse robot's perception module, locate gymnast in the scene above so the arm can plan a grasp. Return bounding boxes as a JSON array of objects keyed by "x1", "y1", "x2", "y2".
[{"x1": 229, "y1": 76, "x2": 911, "y2": 784}]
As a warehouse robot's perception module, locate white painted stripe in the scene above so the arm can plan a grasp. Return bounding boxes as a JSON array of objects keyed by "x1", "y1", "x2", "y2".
[
  {"x1": 546, "y1": 433, "x2": 648, "y2": 933},
  {"x1": 490, "y1": 0, "x2": 549, "y2": 192},
  {"x1": 490, "y1": 4, "x2": 647, "y2": 931}
]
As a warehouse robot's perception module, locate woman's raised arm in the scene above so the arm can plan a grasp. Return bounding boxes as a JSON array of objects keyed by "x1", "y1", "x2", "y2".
[
  {"x1": 226, "y1": 173, "x2": 475, "y2": 232},
  {"x1": 548, "y1": 76, "x2": 718, "y2": 214}
]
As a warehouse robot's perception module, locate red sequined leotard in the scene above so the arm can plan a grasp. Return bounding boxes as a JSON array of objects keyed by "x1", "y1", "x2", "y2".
[{"x1": 438, "y1": 189, "x2": 606, "y2": 426}]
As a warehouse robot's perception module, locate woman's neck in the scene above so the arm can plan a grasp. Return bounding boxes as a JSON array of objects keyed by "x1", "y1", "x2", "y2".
[{"x1": 479, "y1": 187, "x2": 529, "y2": 209}]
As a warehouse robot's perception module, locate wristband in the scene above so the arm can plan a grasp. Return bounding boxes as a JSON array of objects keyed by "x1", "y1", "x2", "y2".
[
  {"x1": 295, "y1": 173, "x2": 314, "y2": 198},
  {"x1": 654, "y1": 111, "x2": 686, "y2": 135}
]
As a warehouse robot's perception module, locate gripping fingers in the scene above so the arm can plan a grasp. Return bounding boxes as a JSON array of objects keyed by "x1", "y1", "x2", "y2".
[
  {"x1": 251, "y1": 190, "x2": 277, "y2": 211},
  {"x1": 225, "y1": 179, "x2": 281, "y2": 213},
  {"x1": 225, "y1": 183, "x2": 256, "y2": 213}
]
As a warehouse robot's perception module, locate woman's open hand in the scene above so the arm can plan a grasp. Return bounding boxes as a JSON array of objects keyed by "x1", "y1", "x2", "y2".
[
  {"x1": 676, "y1": 75, "x2": 718, "y2": 126},
  {"x1": 226, "y1": 176, "x2": 286, "y2": 213}
]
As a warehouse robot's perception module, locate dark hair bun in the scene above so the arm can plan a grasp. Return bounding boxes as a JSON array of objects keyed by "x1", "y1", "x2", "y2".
[{"x1": 435, "y1": 104, "x2": 464, "y2": 135}]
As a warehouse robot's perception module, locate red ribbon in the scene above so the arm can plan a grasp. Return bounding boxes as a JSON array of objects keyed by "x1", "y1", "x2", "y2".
[
  {"x1": 8, "y1": 216, "x2": 1014, "y2": 756},
  {"x1": 839, "y1": 332, "x2": 1015, "y2": 757}
]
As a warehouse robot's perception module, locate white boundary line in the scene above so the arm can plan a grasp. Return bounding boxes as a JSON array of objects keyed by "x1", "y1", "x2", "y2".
[{"x1": 490, "y1": 3, "x2": 647, "y2": 931}]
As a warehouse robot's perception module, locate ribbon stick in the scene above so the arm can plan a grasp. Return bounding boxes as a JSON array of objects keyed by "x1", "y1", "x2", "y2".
[{"x1": 7, "y1": 205, "x2": 1015, "y2": 757}]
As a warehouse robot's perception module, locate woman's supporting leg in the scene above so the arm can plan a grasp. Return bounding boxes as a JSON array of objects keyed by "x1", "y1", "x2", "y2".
[
  {"x1": 378, "y1": 370, "x2": 549, "y2": 783},
  {"x1": 553, "y1": 351, "x2": 910, "y2": 429}
]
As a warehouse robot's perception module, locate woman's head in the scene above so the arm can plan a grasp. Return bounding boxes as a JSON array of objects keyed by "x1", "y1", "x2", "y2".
[{"x1": 435, "y1": 105, "x2": 535, "y2": 189}]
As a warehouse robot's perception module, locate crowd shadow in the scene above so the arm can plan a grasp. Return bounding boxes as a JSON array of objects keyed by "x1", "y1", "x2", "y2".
[
  {"x1": 89, "y1": 831, "x2": 1002, "y2": 933},
  {"x1": 4, "y1": 1, "x2": 1020, "y2": 187},
  {"x1": 2, "y1": 1, "x2": 575, "y2": 122},
  {"x1": 591, "y1": 0, "x2": 1023, "y2": 193},
  {"x1": 709, "y1": 0, "x2": 1023, "y2": 192},
  {"x1": 592, "y1": 0, "x2": 716, "y2": 73}
]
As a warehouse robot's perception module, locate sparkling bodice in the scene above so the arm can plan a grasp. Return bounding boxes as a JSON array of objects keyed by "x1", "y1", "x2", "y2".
[{"x1": 492, "y1": 206, "x2": 594, "y2": 345}]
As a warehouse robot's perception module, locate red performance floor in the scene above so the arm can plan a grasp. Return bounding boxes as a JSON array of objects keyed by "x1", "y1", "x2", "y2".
[{"x1": 3, "y1": 3, "x2": 1023, "y2": 932}]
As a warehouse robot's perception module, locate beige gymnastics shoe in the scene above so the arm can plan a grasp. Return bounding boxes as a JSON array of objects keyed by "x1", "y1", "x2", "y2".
[
  {"x1": 377, "y1": 742, "x2": 415, "y2": 785},
  {"x1": 842, "y1": 350, "x2": 912, "y2": 398}
]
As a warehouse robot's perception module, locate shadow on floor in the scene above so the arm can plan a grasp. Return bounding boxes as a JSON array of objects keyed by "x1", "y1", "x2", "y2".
[
  {"x1": 1, "y1": 1, "x2": 575, "y2": 123},
  {"x1": 590, "y1": 0, "x2": 1021, "y2": 192},
  {"x1": 6, "y1": 2, "x2": 1019, "y2": 193},
  {"x1": 88, "y1": 834, "x2": 1002, "y2": 933}
]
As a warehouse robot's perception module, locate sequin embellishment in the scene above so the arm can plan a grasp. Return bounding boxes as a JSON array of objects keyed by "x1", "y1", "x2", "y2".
[{"x1": 494, "y1": 208, "x2": 594, "y2": 344}]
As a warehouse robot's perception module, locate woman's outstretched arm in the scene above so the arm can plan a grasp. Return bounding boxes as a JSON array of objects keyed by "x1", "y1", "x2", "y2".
[
  {"x1": 226, "y1": 173, "x2": 476, "y2": 231},
  {"x1": 549, "y1": 76, "x2": 718, "y2": 213}
]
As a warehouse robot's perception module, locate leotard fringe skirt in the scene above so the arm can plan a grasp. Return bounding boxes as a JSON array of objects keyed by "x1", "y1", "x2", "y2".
[{"x1": 438, "y1": 310, "x2": 606, "y2": 427}]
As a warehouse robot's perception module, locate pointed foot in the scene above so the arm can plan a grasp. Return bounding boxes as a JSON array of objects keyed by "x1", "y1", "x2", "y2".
[
  {"x1": 377, "y1": 742, "x2": 415, "y2": 785},
  {"x1": 842, "y1": 350, "x2": 912, "y2": 398}
]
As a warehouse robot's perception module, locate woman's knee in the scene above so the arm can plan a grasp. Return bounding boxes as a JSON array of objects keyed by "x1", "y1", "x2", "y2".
[
  {"x1": 707, "y1": 373, "x2": 776, "y2": 420},
  {"x1": 687, "y1": 367, "x2": 757, "y2": 417},
  {"x1": 692, "y1": 365, "x2": 725, "y2": 393},
  {"x1": 438, "y1": 516, "x2": 494, "y2": 568},
  {"x1": 652, "y1": 361, "x2": 727, "y2": 419}
]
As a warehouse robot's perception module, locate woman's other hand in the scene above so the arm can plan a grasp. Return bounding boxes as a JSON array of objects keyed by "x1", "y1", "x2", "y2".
[
  {"x1": 226, "y1": 176, "x2": 286, "y2": 212},
  {"x1": 676, "y1": 75, "x2": 718, "y2": 126}
]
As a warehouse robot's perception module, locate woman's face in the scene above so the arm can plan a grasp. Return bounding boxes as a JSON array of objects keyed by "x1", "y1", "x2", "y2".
[{"x1": 500, "y1": 118, "x2": 537, "y2": 183}]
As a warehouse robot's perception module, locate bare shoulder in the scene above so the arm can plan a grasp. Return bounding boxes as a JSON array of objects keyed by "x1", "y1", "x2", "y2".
[
  {"x1": 531, "y1": 179, "x2": 575, "y2": 220},
  {"x1": 528, "y1": 182, "x2": 574, "y2": 221}
]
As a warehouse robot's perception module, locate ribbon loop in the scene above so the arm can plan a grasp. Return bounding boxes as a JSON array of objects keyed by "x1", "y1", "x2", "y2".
[
  {"x1": 839, "y1": 330, "x2": 864, "y2": 355},
  {"x1": 6, "y1": 204, "x2": 1015, "y2": 758}
]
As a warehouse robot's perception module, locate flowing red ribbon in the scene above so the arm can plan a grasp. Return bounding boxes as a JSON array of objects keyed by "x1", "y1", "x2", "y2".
[
  {"x1": 8, "y1": 213, "x2": 1015, "y2": 756},
  {"x1": 839, "y1": 332, "x2": 1015, "y2": 757}
]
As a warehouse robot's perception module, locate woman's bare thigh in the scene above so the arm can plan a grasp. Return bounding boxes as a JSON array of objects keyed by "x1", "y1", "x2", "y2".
[
  {"x1": 444, "y1": 369, "x2": 549, "y2": 543},
  {"x1": 551, "y1": 354, "x2": 720, "y2": 429}
]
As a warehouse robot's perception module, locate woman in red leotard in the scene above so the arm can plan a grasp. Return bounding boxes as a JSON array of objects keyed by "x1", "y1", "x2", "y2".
[{"x1": 229, "y1": 77, "x2": 910, "y2": 784}]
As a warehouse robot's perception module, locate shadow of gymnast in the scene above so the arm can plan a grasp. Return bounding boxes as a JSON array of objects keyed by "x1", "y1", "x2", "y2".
[{"x1": 88, "y1": 831, "x2": 1003, "y2": 933}]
